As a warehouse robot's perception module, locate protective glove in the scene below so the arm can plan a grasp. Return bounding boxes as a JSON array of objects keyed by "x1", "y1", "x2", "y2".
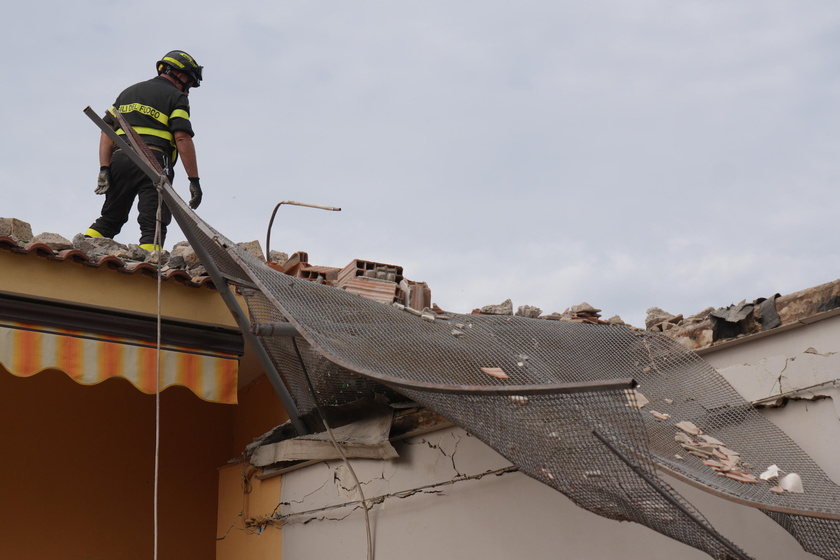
[
  {"x1": 95, "y1": 166, "x2": 110, "y2": 194},
  {"x1": 188, "y1": 177, "x2": 203, "y2": 209}
]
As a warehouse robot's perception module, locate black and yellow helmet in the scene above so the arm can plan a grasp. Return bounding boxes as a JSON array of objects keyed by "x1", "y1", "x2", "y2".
[{"x1": 156, "y1": 50, "x2": 203, "y2": 88}]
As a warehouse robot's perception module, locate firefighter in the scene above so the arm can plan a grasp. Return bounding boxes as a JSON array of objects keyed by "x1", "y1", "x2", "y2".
[{"x1": 85, "y1": 50, "x2": 204, "y2": 251}]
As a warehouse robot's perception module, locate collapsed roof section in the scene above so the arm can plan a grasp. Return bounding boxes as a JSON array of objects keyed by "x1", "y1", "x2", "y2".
[{"x1": 72, "y1": 105, "x2": 840, "y2": 559}]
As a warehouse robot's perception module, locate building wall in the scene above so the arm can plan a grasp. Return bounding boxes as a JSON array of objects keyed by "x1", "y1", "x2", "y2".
[
  {"x1": 1, "y1": 246, "x2": 292, "y2": 559},
  {"x1": 217, "y1": 463, "x2": 283, "y2": 560},
  {"x1": 275, "y1": 428, "x2": 821, "y2": 560},
  {"x1": 0, "y1": 366, "x2": 234, "y2": 560},
  {"x1": 253, "y1": 319, "x2": 840, "y2": 560},
  {"x1": 0, "y1": 250, "x2": 236, "y2": 328},
  {"x1": 702, "y1": 315, "x2": 840, "y2": 484}
]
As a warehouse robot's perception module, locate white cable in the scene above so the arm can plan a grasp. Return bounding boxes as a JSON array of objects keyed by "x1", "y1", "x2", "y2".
[
  {"x1": 291, "y1": 339, "x2": 374, "y2": 560},
  {"x1": 322, "y1": 417, "x2": 374, "y2": 560},
  {"x1": 152, "y1": 183, "x2": 164, "y2": 560}
]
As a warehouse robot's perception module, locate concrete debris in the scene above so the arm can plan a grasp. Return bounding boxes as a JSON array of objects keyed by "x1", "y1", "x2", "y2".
[
  {"x1": 660, "y1": 293, "x2": 790, "y2": 351},
  {"x1": 0, "y1": 218, "x2": 297, "y2": 283},
  {"x1": 477, "y1": 299, "x2": 514, "y2": 316},
  {"x1": 31, "y1": 232, "x2": 72, "y2": 251},
  {"x1": 0, "y1": 217, "x2": 33, "y2": 242},
  {"x1": 170, "y1": 241, "x2": 202, "y2": 269},
  {"x1": 140, "y1": 245, "x2": 169, "y2": 265},
  {"x1": 646, "y1": 307, "x2": 676, "y2": 330},
  {"x1": 541, "y1": 312, "x2": 565, "y2": 321},
  {"x1": 72, "y1": 233, "x2": 156, "y2": 262},
  {"x1": 268, "y1": 250, "x2": 289, "y2": 265},
  {"x1": 650, "y1": 410, "x2": 671, "y2": 421},
  {"x1": 606, "y1": 315, "x2": 626, "y2": 326},
  {"x1": 480, "y1": 367, "x2": 509, "y2": 380},
  {"x1": 779, "y1": 472, "x2": 805, "y2": 493},
  {"x1": 759, "y1": 464, "x2": 781, "y2": 481},
  {"x1": 237, "y1": 240, "x2": 265, "y2": 261},
  {"x1": 571, "y1": 302, "x2": 601, "y2": 314},
  {"x1": 187, "y1": 263, "x2": 208, "y2": 278},
  {"x1": 645, "y1": 307, "x2": 684, "y2": 332},
  {"x1": 684, "y1": 307, "x2": 715, "y2": 324},
  {"x1": 542, "y1": 302, "x2": 609, "y2": 325},
  {"x1": 515, "y1": 305, "x2": 542, "y2": 318}
]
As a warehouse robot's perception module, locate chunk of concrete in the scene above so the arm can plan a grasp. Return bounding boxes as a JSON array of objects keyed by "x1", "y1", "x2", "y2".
[
  {"x1": 480, "y1": 299, "x2": 513, "y2": 315},
  {"x1": 0, "y1": 217, "x2": 33, "y2": 242},
  {"x1": 646, "y1": 307, "x2": 676, "y2": 330},
  {"x1": 31, "y1": 232, "x2": 72, "y2": 251},
  {"x1": 237, "y1": 240, "x2": 265, "y2": 261},
  {"x1": 516, "y1": 305, "x2": 542, "y2": 318}
]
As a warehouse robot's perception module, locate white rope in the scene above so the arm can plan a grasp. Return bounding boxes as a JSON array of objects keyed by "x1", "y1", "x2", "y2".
[
  {"x1": 291, "y1": 339, "x2": 374, "y2": 560},
  {"x1": 152, "y1": 182, "x2": 164, "y2": 560},
  {"x1": 321, "y1": 416, "x2": 374, "y2": 560}
]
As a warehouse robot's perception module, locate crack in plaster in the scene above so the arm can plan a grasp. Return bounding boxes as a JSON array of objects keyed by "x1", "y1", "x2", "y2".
[
  {"x1": 402, "y1": 432, "x2": 464, "y2": 476},
  {"x1": 215, "y1": 515, "x2": 241, "y2": 541},
  {"x1": 269, "y1": 466, "x2": 516, "y2": 528}
]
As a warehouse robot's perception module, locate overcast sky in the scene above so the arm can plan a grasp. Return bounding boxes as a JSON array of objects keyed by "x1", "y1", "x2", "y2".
[{"x1": 3, "y1": 1, "x2": 840, "y2": 327}]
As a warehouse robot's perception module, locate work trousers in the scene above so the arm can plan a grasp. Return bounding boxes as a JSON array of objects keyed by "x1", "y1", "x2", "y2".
[{"x1": 89, "y1": 149, "x2": 175, "y2": 245}]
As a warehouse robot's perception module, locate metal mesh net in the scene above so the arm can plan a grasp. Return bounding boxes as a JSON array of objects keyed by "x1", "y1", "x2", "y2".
[{"x1": 160, "y1": 185, "x2": 840, "y2": 560}]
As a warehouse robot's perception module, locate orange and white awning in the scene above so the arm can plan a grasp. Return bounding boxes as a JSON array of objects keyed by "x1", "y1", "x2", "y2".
[{"x1": 0, "y1": 320, "x2": 238, "y2": 404}]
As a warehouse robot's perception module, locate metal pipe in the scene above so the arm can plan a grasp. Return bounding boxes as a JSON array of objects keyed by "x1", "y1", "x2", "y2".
[
  {"x1": 193, "y1": 253, "x2": 309, "y2": 435},
  {"x1": 83, "y1": 106, "x2": 310, "y2": 436},
  {"x1": 593, "y1": 430, "x2": 752, "y2": 560},
  {"x1": 265, "y1": 201, "x2": 341, "y2": 258}
]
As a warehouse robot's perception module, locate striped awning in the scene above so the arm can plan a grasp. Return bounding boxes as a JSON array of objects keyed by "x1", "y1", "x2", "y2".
[{"x1": 0, "y1": 320, "x2": 238, "y2": 404}]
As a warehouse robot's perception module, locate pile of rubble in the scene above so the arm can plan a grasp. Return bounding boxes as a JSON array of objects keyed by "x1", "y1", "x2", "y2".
[
  {"x1": 0, "y1": 216, "x2": 432, "y2": 312},
  {"x1": 472, "y1": 299, "x2": 628, "y2": 327}
]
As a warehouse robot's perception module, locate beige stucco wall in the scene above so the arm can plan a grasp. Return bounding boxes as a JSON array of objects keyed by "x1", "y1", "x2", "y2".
[
  {"x1": 0, "y1": 247, "x2": 291, "y2": 559},
  {"x1": 0, "y1": 249, "x2": 236, "y2": 327},
  {"x1": 0, "y1": 367, "x2": 234, "y2": 560},
  {"x1": 217, "y1": 463, "x2": 283, "y2": 559}
]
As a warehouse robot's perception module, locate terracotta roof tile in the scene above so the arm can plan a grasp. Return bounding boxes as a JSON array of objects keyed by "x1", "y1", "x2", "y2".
[
  {"x1": 0, "y1": 235, "x2": 216, "y2": 290},
  {"x1": 55, "y1": 248, "x2": 91, "y2": 263}
]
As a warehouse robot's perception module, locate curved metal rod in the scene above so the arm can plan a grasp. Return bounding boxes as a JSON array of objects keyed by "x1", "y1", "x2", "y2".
[
  {"x1": 266, "y1": 201, "x2": 341, "y2": 258},
  {"x1": 594, "y1": 430, "x2": 753, "y2": 560},
  {"x1": 656, "y1": 464, "x2": 840, "y2": 521}
]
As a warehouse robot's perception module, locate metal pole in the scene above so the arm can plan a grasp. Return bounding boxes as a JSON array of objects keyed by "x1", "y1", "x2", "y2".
[
  {"x1": 266, "y1": 201, "x2": 341, "y2": 258},
  {"x1": 593, "y1": 430, "x2": 752, "y2": 560},
  {"x1": 83, "y1": 106, "x2": 310, "y2": 436}
]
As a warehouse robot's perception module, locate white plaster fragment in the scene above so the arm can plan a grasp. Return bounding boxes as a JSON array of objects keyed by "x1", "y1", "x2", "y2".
[
  {"x1": 759, "y1": 464, "x2": 781, "y2": 481},
  {"x1": 779, "y1": 472, "x2": 805, "y2": 493}
]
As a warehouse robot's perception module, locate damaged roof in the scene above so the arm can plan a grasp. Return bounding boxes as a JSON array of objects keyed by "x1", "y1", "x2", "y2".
[
  {"x1": 650, "y1": 280, "x2": 840, "y2": 352},
  {"x1": 4, "y1": 216, "x2": 840, "y2": 351}
]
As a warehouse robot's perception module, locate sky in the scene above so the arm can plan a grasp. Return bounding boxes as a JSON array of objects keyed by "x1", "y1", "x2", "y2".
[{"x1": 3, "y1": 1, "x2": 840, "y2": 327}]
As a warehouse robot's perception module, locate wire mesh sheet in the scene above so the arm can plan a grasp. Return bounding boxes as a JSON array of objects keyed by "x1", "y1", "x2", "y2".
[{"x1": 161, "y1": 185, "x2": 840, "y2": 560}]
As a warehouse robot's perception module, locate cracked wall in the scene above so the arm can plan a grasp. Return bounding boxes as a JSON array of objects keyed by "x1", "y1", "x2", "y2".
[
  {"x1": 704, "y1": 314, "x2": 840, "y2": 411},
  {"x1": 215, "y1": 317, "x2": 840, "y2": 560},
  {"x1": 702, "y1": 314, "x2": 840, "y2": 483},
  {"x1": 251, "y1": 426, "x2": 818, "y2": 560}
]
